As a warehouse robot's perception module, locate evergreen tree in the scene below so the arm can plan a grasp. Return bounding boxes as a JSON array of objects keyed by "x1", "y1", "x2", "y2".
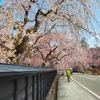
[{"x1": 80, "y1": 37, "x2": 89, "y2": 48}]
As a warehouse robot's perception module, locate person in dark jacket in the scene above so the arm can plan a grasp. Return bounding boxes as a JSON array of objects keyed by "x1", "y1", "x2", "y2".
[{"x1": 94, "y1": 68, "x2": 97, "y2": 75}]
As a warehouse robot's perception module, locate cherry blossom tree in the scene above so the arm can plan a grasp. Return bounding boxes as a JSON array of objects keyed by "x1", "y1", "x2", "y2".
[
  {"x1": 31, "y1": 32, "x2": 90, "y2": 69},
  {"x1": 31, "y1": 33, "x2": 71, "y2": 68},
  {"x1": 0, "y1": 0, "x2": 100, "y2": 68},
  {"x1": 89, "y1": 47, "x2": 100, "y2": 66},
  {"x1": 0, "y1": 25, "x2": 16, "y2": 63}
]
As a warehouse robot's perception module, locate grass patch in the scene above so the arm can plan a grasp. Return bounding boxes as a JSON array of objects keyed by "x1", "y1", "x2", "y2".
[{"x1": 84, "y1": 70, "x2": 92, "y2": 75}]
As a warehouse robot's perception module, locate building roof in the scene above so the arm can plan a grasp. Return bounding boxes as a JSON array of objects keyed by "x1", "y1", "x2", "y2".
[{"x1": 0, "y1": 63, "x2": 54, "y2": 73}]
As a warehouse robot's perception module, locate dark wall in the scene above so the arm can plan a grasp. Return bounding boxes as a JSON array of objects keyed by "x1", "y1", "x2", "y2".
[{"x1": 0, "y1": 70, "x2": 57, "y2": 100}]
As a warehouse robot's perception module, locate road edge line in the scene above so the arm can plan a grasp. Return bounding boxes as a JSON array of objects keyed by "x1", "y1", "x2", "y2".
[{"x1": 71, "y1": 77, "x2": 100, "y2": 99}]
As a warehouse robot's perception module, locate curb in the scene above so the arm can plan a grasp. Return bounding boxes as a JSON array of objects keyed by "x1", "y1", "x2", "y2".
[{"x1": 71, "y1": 77, "x2": 100, "y2": 99}]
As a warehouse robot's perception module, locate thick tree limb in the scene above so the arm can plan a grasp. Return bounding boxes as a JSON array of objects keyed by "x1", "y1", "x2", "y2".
[{"x1": 15, "y1": 36, "x2": 29, "y2": 55}]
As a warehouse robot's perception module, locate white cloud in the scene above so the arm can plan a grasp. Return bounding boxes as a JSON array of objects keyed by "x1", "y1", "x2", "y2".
[{"x1": 91, "y1": 35, "x2": 100, "y2": 40}]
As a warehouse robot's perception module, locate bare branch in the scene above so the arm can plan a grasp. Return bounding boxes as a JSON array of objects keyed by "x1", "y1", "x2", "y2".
[
  {"x1": 0, "y1": 43, "x2": 11, "y2": 50},
  {"x1": 33, "y1": 35, "x2": 43, "y2": 45},
  {"x1": 52, "y1": 52, "x2": 73, "y2": 62}
]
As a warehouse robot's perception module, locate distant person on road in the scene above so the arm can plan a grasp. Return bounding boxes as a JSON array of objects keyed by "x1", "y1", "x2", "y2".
[
  {"x1": 94, "y1": 68, "x2": 97, "y2": 75},
  {"x1": 62, "y1": 70, "x2": 66, "y2": 79},
  {"x1": 66, "y1": 69, "x2": 71, "y2": 82},
  {"x1": 58, "y1": 70, "x2": 62, "y2": 78},
  {"x1": 69, "y1": 67, "x2": 73, "y2": 74},
  {"x1": 81, "y1": 68, "x2": 84, "y2": 74}
]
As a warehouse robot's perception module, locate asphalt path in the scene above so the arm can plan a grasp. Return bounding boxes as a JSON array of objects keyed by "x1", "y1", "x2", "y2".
[{"x1": 72, "y1": 73, "x2": 100, "y2": 96}]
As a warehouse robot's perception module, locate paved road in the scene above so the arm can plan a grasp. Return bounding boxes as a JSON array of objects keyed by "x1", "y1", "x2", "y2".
[
  {"x1": 72, "y1": 73, "x2": 100, "y2": 96},
  {"x1": 57, "y1": 77, "x2": 99, "y2": 100}
]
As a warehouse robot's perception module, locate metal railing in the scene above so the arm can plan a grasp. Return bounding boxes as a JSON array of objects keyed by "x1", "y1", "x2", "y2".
[{"x1": 0, "y1": 64, "x2": 57, "y2": 100}]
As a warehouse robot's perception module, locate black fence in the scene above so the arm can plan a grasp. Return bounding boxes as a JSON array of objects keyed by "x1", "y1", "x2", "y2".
[{"x1": 0, "y1": 64, "x2": 57, "y2": 100}]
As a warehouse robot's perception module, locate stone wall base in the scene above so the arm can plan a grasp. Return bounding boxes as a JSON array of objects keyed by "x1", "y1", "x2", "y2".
[{"x1": 46, "y1": 75, "x2": 58, "y2": 100}]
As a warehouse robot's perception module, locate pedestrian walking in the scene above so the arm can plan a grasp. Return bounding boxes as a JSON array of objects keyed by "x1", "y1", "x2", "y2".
[
  {"x1": 58, "y1": 70, "x2": 62, "y2": 78},
  {"x1": 63, "y1": 70, "x2": 66, "y2": 79},
  {"x1": 81, "y1": 68, "x2": 84, "y2": 74},
  {"x1": 94, "y1": 68, "x2": 97, "y2": 75},
  {"x1": 66, "y1": 69, "x2": 71, "y2": 82}
]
